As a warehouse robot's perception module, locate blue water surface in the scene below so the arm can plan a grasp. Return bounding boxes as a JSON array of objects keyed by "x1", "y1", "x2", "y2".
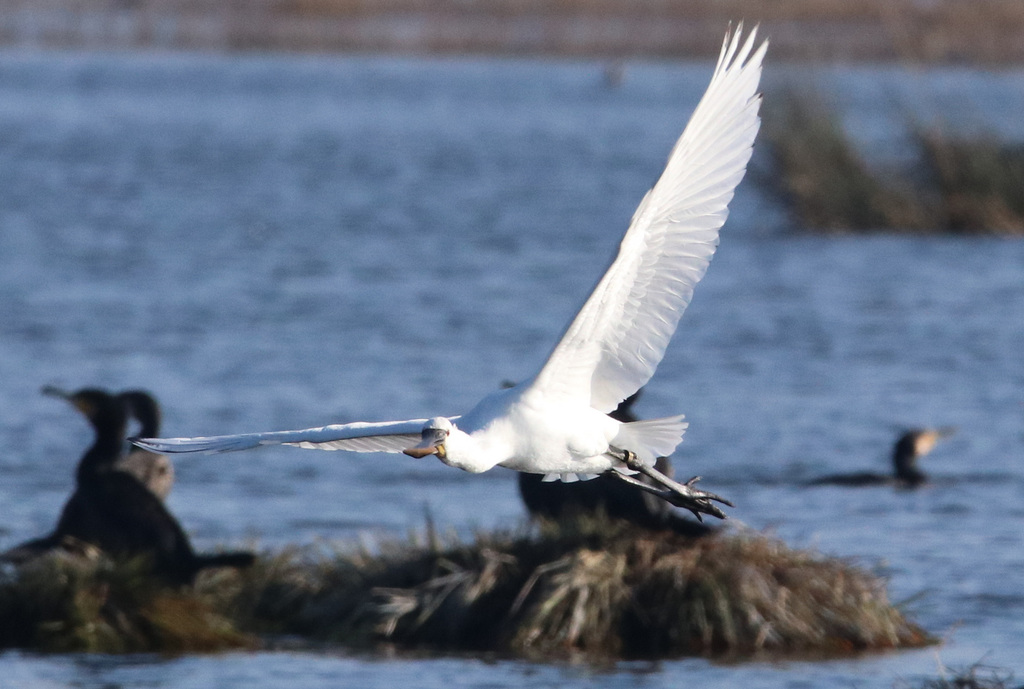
[{"x1": 0, "y1": 51, "x2": 1022, "y2": 687}]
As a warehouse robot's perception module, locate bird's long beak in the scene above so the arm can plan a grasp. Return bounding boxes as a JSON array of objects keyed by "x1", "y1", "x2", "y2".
[
  {"x1": 42, "y1": 385, "x2": 94, "y2": 417},
  {"x1": 914, "y1": 426, "x2": 957, "y2": 458},
  {"x1": 403, "y1": 428, "x2": 447, "y2": 459},
  {"x1": 403, "y1": 443, "x2": 437, "y2": 458}
]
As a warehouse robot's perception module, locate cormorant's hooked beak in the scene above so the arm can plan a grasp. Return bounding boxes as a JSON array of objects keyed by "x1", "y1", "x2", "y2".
[
  {"x1": 915, "y1": 426, "x2": 957, "y2": 456},
  {"x1": 41, "y1": 385, "x2": 96, "y2": 418},
  {"x1": 41, "y1": 385, "x2": 71, "y2": 400},
  {"x1": 403, "y1": 427, "x2": 448, "y2": 459}
]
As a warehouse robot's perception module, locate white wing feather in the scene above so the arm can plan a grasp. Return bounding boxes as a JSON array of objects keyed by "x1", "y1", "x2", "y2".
[
  {"x1": 531, "y1": 26, "x2": 766, "y2": 412},
  {"x1": 132, "y1": 419, "x2": 432, "y2": 455}
]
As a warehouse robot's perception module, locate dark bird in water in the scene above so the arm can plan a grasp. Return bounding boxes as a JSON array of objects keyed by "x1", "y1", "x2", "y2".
[
  {"x1": 114, "y1": 390, "x2": 174, "y2": 500},
  {"x1": 806, "y1": 427, "x2": 956, "y2": 488},
  {"x1": 2, "y1": 387, "x2": 254, "y2": 585},
  {"x1": 518, "y1": 391, "x2": 712, "y2": 537}
]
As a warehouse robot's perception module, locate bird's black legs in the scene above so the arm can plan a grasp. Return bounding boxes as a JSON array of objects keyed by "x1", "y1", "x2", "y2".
[{"x1": 605, "y1": 449, "x2": 732, "y2": 521}]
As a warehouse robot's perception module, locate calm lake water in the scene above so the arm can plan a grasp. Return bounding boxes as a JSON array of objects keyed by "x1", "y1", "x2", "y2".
[{"x1": 0, "y1": 51, "x2": 1022, "y2": 687}]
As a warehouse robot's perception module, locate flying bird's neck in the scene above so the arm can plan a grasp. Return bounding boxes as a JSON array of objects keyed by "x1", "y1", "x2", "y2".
[{"x1": 439, "y1": 426, "x2": 505, "y2": 474}]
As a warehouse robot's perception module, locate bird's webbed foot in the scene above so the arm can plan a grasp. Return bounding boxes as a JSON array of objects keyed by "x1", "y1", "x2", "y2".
[{"x1": 607, "y1": 449, "x2": 733, "y2": 521}]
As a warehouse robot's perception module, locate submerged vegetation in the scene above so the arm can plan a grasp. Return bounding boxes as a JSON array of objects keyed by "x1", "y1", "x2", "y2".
[
  {"x1": 0, "y1": 519, "x2": 932, "y2": 660},
  {"x1": 764, "y1": 91, "x2": 1024, "y2": 235},
  {"x1": 907, "y1": 661, "x2": 1024, "y2": 689}
]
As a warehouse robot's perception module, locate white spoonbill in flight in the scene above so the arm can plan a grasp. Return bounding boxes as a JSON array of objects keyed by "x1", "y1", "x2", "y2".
[{"x1": 134, "y1": 26, "x2": 767, "y2": 521}]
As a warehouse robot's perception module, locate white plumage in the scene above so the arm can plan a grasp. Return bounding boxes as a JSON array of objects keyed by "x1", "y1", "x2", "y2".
[{"x1": 134, "y1": 26, "x2": 767, "y2": 518}]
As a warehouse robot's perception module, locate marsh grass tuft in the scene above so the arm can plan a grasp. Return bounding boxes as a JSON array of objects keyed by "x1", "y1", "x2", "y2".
[
  {"x1": 227, "y1": 517, "x2": 933, "y2": 659},
  {"x1": 915, "y1": 129, "x2": 1024, "y2": 233},
  {"x1": 765, "y1": 92, "x2": 1024, "y2": 235},
  {"x1": 1, "y1": 520, "x2": 933, "y2": 660},
  {"x1": 764, "y1": 90, "x2": 931, "y2": 232},
  {"x1": 0, "y1": 550, "x2": 255, "y2": 653}
]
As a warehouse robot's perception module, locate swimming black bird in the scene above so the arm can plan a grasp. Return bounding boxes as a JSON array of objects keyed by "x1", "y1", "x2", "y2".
[
  {"x1": 2, "y1": 387, "x2": 254, "y2": 585},
  {"x1": 517, "y1": 391, "x2": 712, "y2": 537},
  {"x1": 114, "y1": 390, "x2": 174, "y2": 500},
  {"x1": 805, "y1": 427, "x2": 955, "y2": 488}
]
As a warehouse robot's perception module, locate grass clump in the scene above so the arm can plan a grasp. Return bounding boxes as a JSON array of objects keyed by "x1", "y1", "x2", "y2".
[
  {"x1": 1, "y1": 521, "x2": 933, "y2": 660},
  {"x1": 0, "y1": 549, "x2": 255, "y2": 654},
  {"x1": 764, "y1": 91, "x2": 930, "y2": 232},
  {"x1": 229, "y1": 518, "x2": 933, "y2": 660},
  {"x1": 764, "y1": 92, "x2": 1024, "y2": 235},
  {"x1": 916, "y1": 129, "x2": 1024, "y2": 233}
]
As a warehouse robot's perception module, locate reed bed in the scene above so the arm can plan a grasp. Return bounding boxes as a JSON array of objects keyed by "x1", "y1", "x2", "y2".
[
  {"x1": 0, "y1": 519, "x2": 932, "y2": 660},
  {"x1": 915, "y1": 129, "x2": 1024, "y2": 233},
  {"x1": 765, "y1": 92, "x2": 1024, "y2": 235},
  {"x1": 763, "y1": 91, "x2": 928, "y2": 233}
]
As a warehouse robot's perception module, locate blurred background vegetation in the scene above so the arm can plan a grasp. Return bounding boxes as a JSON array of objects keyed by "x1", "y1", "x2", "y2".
[
  {"x1": 5, "y1": 1, "x2": 1024, "y2": 235},
  {"x1": 1, "y1": 0, "x2": 1023, "y2": 64}
]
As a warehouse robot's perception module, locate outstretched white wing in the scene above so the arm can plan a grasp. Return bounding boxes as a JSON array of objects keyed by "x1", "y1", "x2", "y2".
[
  {"x1": 531, "y1": 26, "x2": 766, "y2": 412},
  {"x1": 132, "y1": 419, "x2": 432, "y2": 455}
]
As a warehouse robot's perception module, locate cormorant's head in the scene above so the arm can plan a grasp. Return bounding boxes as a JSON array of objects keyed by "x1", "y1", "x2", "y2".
[
  {"x1": 42, "y1": 386, "x2": 124, "y2": 429},
  {"x1": 118, "y1": 390, "x2": 162, "y2": 437},
  {"x1": 892, "y1": 426, "x2": 956, "y2": 481},
  {"x1": 403, "y1": 417, "x2": 452, "y2": 460}
]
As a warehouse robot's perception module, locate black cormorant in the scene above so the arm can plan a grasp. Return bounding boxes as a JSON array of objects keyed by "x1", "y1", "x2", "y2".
[
  {"x1": 114, "y1": 390, "x2": 174, "y2": 500},
  {"x1": 806, "y1": 427, "x2": 955, "y2": 488},
  {"x1": 2, "y1": 387, "x2": 254, "y2": 585},
  {"x1": 517, "y1": 391, "x2": 712, "y2": 536}
]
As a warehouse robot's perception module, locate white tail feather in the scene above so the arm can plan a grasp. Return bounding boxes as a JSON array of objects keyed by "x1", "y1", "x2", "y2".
[{"x1": 612, "y1": 415, "x2": 689, "y2": 466}]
